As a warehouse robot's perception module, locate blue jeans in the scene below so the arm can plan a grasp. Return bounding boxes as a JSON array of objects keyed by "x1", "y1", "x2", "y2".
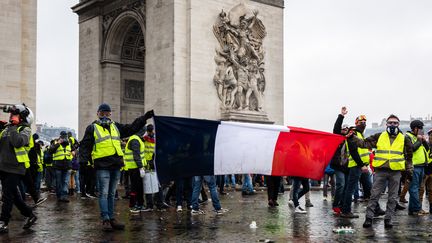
[
  {"x1": 242, "y1": 174, "x2": 254, "y2": 192},
  {"x1": 341, "y1": 166, "x2": 361, "y2": 214},
  {"x1": 35, "y1": 172, "x2": 42, "y2": 193},
  {"x1": 96, "y1": 169, "x2": 121, "y2": 221},
  {"x1": 225, "y1": 174, "x2": 236, "y2": 187},
  {"x1": 333, "y1": 170, "x2": 347, "y2": 208},
  {"x1": 191, "y1": 176, "x2": 221, "y2": 211},
  {"x1": 292, "y1": 177, "x2": 310, "y2": 207},
  {"x1": 55, "y1": 169, "x2": 71, "y2": 200},
  {"x1": 408, "y1": 166, "x2": 424, "y2": 212},
  {"x1": 74, "y1": 170, "x2": 80, "y2": 193}
]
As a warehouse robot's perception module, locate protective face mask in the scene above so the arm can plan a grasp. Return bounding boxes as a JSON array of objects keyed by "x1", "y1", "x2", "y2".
[
  {"x1": 99, "y1": 116, "x2": 112, "y2": 126},
  {"x1": 386, "y1": 125, "x2": 399, "y2": 136}
]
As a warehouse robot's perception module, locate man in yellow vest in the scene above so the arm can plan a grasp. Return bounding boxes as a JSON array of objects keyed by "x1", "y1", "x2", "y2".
[
  {"x1": 419, "y1": 129, "x2": 432, "y2": 213},
  {"x1": 406, "y1": 120, "x2": 429, "y2": 215},
  {"x1": 341, "y1": 115, "x2": 371, "y2": 218},
  {"x1": 124, "y1": 129, "x2": 147, "y2": 213},
  {"x1": 0, "y1": 104, "x2": 37, "y2": 233},
  {"x1": 79, "y1": 103, "x2": 153, "y2": 232},
  {"x1": 49, "y1": 131, "x2": 73, "y2": 202},
  {"x1": 349, "y1": 114, "x2": 413, "y2": 229}
]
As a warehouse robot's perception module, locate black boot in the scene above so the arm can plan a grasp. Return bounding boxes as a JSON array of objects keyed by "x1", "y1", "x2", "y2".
[
  {"x1": 363, "y1": 217, "x2": 373, "y2": 228},
  {"x1": 384, "y1": 219, "x2": 393, "y2": 229},
  {"x1": 23, "y1": 214, "x2": 37, "y2": 229}
]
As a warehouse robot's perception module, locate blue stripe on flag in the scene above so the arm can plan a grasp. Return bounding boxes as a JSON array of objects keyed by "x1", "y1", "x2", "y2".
[{"x1": 154, "y1": 116, "x2": 220, "y2": 183}]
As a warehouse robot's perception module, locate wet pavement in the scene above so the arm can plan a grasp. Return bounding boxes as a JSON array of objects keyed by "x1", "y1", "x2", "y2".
[{"x1": 2, "y1": 187, "x2": 432, "y2": 242}]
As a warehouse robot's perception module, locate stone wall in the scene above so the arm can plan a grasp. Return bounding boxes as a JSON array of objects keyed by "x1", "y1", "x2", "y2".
[
  {"x1": 0, "y1": 0, "x2": 37, "y2": 123},
  {"x1": 171, "y1": 0, "x2": 284, "y2": 124}
]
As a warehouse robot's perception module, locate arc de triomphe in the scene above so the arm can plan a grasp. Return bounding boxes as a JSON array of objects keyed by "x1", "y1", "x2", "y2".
[{"x1": 73, "y1": 0, "x2": 284, "y2": 137}]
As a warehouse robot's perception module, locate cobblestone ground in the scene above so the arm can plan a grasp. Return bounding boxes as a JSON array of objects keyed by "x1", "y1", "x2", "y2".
[{"x1": 1, "y1": 188, "x2": 432, "y2": 242}]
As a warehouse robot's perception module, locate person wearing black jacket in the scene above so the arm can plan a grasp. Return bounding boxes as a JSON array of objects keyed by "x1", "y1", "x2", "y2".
[
  {"x1": 79, "y1": 103, "x2": 153, "y2": 232},
  {"x1": 329, "y1": 107, "x2": 349, "y2": 215}
]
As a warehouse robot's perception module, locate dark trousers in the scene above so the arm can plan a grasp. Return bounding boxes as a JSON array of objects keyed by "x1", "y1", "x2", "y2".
[
  {"x1": 292, "y1": 177, "x2": 310, "y2": 207},
  {"x1": 45, "y1": 166, "x2": 56, "y2": 190},
  {"x1": 216, "y1": 175, "x2": 225, "y2": 193},
  {"x1": 122, "y1": 170, "x2": 131, "y2": 197},
  {"x1": 22, "y1": 169, "x2": 39, "y2": 203},
  {"x1": 0, "y1": 171, "x2": 32, "y2": 224},
  {"x1": 129, "y1": 169, "x2": 144, "y2": 207},
  {"x1": 266, "y1": 176, "x2": 281, "y2": 202},
  {"x1": 79, "y1": 165, "x2": 96, "y2": 195},
  {"x1": 175, "y1": 177, "x2": 192, "y2": 207}
]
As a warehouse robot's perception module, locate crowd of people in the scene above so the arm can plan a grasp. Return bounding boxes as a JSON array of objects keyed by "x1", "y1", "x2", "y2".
[{"x1": 0, "y1": 103, "x2": 430, "y2": 233}]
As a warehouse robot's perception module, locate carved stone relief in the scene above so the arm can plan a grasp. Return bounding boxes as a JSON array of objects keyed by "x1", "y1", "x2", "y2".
[{"x1": 213, "y1": 3, "x2": 266, "y2": 113}]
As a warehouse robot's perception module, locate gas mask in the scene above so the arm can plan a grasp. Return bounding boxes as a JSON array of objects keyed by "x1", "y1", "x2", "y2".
[
  {"x1": 99, "y1": 116, "x2": 112, "y2": 127},
  {"x1": 386, "y1": 125, "x2": 399, "y2": 136}
]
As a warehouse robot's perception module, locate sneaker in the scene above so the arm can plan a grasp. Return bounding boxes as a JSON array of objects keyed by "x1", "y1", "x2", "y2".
[
  {"x1": 102, "y1": 220, "x2": 113, "y2": 232},
  {"x1": 81, "y1": 194, "x2": 90, "y2": 199},
  {"x1": 23, "y1": 214, "x2": 37, "y2": 229},
  {"x1": 159, "y1": 202, "x2": 171, "y2": 209},
  {"x1": 176, "y1": 206, "x2": 183, "y2": 212},
  {"x1": 288, "y1": 200, "x2": 294, "y2": 207},
  {"x1": 396, "y1": 203, "x2": 406, "y2": 211},
  {"x1": 340, "y1": 212, "x2": 359, "y2": 218},
  {"x1": 215, "y1": 208, "x2": 229, "y2": 215},
  {"x1": 419, "y1": 209, "x2": 429, "y2": 215},
  {"x1": 191, "y1": 209, "x2": 206, "y2": 215},
  {"x1": 87, "y1": 193, "x2": 97, "y2": 199},
  {"x1": 110, "y1": 219, "x2": 125, "y2": 230},
  {"x1": 268, "y1": 200, "x2": 275, "y2": 207},
  {"x1": 141, "y1": 207, "x2": 153, "y2": 212},
  {"x1": 323, "y1": 196, "x2": 328, "y2": 201},
  {"x1": 305, "y1": 200, "x2": 314, "y2": 207},
  {"x1": 34, "y1": 197, "x2": 47, "y2": 207},
  {"x1": 0, "y1": 221, "x2": 8, "y2": 233},
  {"x1": 399, "y1": 198, "x2": 408, "y2": 203},
  {"x1": 130, "y1": 207, "x2": 141, "y2": 213},
  {"x1": 294, "y1": 206, "x2": 307, "y2": 214}
]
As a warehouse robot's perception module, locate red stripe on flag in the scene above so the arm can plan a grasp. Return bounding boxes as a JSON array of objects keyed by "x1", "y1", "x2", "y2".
[{"x1": 271, "y1": 126, "x2": 346, "y2": 180}]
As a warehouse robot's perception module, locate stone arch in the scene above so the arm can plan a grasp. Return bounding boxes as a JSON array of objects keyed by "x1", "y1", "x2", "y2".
[
  {"x1": 102, "y1": 11, "x2": 145, "y2": 62},
  {"x1": 100, "y1": 10, "x2": 146, "y2": 124}
]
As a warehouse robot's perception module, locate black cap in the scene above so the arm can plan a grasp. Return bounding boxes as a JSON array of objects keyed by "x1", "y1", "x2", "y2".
[
  {"x1": 410, "y1": 120, "x2": 424, "y2": 130},
  {"x1": 146, "y1": 124, "x2": 154, "y2": 132},
  {"x1": 97, "y1": 103, "x2": 111, "y2": 112},
  {"x1": 60, "y1": 131, "x2": 67, "y2": 136}
]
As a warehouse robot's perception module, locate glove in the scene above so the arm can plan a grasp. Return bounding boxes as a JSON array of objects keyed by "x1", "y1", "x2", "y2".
[
  {"x1": 143, "y1": 110, "x2": 154, "y2": 121},
  {"x1": 139, "y1": 168, "x2": 146, "y2": 178}
]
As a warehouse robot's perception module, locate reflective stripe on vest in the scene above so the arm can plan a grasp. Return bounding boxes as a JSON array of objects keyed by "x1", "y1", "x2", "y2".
[
  {"x1": 373, "y1": 132, "x2": 405, "y2": 171},
  {"x1": 123, "y1": 135, "x2": 146, "y2": 170},
  {"x1": 52, "y1": 144, "x2": 72, "y2": 161},
  {"x1": 406, "y1": 132, "x2": 428, "y2": 166},
  {"x1": 91, "y1": 123, "x2": 124, "y2": 160},
  {"x1": 2, "y1": 126, "x2": 32, "y2": 169},
  {"x1": 348, "y1": 131, "x2": 370, "y2": 168}
]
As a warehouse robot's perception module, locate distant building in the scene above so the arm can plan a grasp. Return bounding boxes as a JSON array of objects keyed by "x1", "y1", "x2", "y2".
[
  {"x1": 365, "y1": 116, "x2": 432, "y2": 137},
  {"x1": 36, "y1": 123, "x2": 77, "y2": 143}
]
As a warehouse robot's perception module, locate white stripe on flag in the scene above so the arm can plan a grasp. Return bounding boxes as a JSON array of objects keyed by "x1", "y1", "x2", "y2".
[{"x1": 214, "y1": 122, "x2": 289, "y2": 175}]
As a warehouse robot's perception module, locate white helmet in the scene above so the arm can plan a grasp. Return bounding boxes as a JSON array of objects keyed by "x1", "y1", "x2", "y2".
[
  {"x1": 25, "y1": 107, "x2": 34, "y2": 125},
  {"x1": 12, "y1": 104, "x2": 33, "y2": 125}
]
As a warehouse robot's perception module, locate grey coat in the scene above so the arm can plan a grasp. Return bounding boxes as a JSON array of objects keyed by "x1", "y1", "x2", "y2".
[{"x1": 0, "y1": 124, "x2": 31, "y2": 175}]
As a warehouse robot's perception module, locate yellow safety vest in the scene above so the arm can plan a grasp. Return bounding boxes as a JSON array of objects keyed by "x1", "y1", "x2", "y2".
[
  {"x1": 37, "y1": 150, "x2": 44, "y2": 172},
  {"x1": 373, "y1": 132, "x2": 405, "y2": 171},
  {"x1": 406, "y1": 132, "x2": 429, "y2": 166},
  {"x1": 144, "y1": 139, "x2": 155, "y2": 162},
  {"x1": 91, "y1": 123, "x2": 124, "y2": 160},
  {"x1": 0, "y1": 126, "x2": 31, "y2": 169},
  {"x1": 123, "y1": 135, "x2": 146, "y2": 170},
  {"x1": 52, "y1": 144, "x2": 72, "y2": 161},
  {"x1": 348, "y1": 131, "x2": 370, "y2": 168}
]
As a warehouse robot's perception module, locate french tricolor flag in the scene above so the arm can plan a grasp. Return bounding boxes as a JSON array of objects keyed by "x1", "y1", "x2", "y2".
[{"x1": 154, "y1": 116, "x2": 345, "y2": 183}]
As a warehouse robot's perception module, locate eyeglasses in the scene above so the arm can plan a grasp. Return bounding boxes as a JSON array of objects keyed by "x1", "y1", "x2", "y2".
[{"x1": 387, "y1": 121, "x2": 399, "y2": 125}]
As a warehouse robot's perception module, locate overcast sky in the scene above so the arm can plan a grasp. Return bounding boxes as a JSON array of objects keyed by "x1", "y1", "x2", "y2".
[{"x1": 36, "y1": 0, "x2": 432, "y2": 133}]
